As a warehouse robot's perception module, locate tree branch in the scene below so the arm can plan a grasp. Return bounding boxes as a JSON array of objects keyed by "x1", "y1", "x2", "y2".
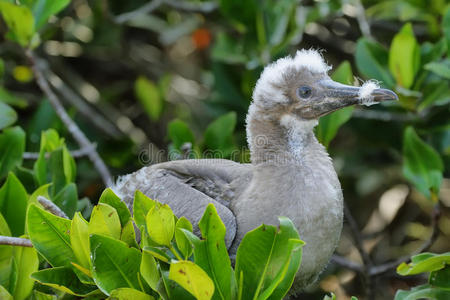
[
  {"x1": 26, "y1": 50, "x2": 113, "y2": 187},
  {"x1": 0, "y1": 236, "x2": 32, "y2": 247},
  {"x1": 353, "y1": 0, "x2": 373, "y2": 39},
  {"x1": 114, "y1": 0, "x2": 164, "y2": 24},
  {"x1": 37, "y1": 196, "x2": 69, "y2": 219},
  {"x1": 23, "y1": 144, "x2": 96, "y2": 160}
]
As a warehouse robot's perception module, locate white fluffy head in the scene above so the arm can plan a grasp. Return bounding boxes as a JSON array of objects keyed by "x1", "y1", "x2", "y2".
[
  {"x1": 358, "y1": 80, "x2": 380, "y2": 106},
  {"x1": 252, "y1": 49, "x2": 331, "y2": 107}
]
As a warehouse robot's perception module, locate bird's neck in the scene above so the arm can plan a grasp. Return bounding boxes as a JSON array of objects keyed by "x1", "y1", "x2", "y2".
[{"x1": 247, "y1": 105, "x2": 320, "y2": 165}]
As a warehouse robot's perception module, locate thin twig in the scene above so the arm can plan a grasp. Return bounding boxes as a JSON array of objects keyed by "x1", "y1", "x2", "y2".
[
  {"x1": 331, "y1": 255, "x2": 364, "y2": 273},
  {"x1": 164, "y1": 0, "x2": 218, "y2": 13},
  {"x1": 114, "y1": 0, "x2": 164, "y2": 24},
  {"x1": 354, "y1": 0, "x2": 373, "y2": 39},
  {"x1": 26, "y1": 50, "x2": 113, "y2": 187},
  {"x1": 0, "y1": 236, "x2": 32, "y2": 247},
  {"x1": 37, "y1": 196, "x2": 69, "y2": 219},
  {"x1": 23, "y1": 144, "x2": 96, "y2": 160}
]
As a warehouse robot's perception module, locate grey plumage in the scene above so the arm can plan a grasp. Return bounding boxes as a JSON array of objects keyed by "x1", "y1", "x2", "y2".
[{"x1": 113, "y1": 49, "x2": 398, "y2": 292}]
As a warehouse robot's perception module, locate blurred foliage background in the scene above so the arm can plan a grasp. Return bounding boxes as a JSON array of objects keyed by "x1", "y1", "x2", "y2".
[{"x1": 0, "y1": 0, "x2": 449, "y2": 299}]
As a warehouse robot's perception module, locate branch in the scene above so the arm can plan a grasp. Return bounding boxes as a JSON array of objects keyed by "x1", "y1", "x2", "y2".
[
  {"x1": 23, "y1": 144, "x2": 96, "y2": 160},
  {"x1": 114, "y1": 0, "x2": 164, "y2": 24},
  {"x1": 0, "y1": 236, "x2": 32, "y2": 247},
  {"x1": 164, "y1": 0, "x2": 218, "y2": 12},
  {"x1": 353, "y1": 0, "x2": 373, "y2": 39},
  {"x1": 26, "y1": 50, "x2": 113, "y2": 187},
  {"x1": 37, "y1": 196, "x2": 69, "y2": 219}
]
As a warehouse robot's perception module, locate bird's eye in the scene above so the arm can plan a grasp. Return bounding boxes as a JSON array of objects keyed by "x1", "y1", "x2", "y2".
[{"x1": 297, "y1": 86, "x2": 312, "y2": 99}]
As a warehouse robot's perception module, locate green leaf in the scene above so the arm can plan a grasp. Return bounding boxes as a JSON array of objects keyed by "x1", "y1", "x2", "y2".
[
  {"x1": 27, "y1": 204, "x2": 76, "y2": 267},
  {"x1": 133, "y1": 191, "x2": 156, "y2": 230},
  {"x1": 48, "y1": 148, "x2": 70, "y2": 197},
  {"x1": 135, "y1": 76, "x2": 163, "y2": 121},
  {"x1": 389, "y1": 23, "x2": 421, "y2": 88},
  {"x1": 143, "y1": 246, "x2": 171, "y2": 264},
  {"x1": 402, "y1": 127, "x2": 444, "y2": 201},
  {"x1": 316, "y1": 61, "x2": 354, "y2": 148},
  {"x1": 394, "y1": 284, "x2": 450, "y2": 300},
  {"x1": 0, "y1": 126, "x2": 25, "y2": 179},
  {"x1": 109, "y1": 288, "x2": 155, "y2": 300},
  {"x1": 443, "y1": 6, "x2": 450, "y2": 57},
  {"x1": 175, "y1": 217, "x2": 193, "y2": 260},
  {"x1": 235, "y1": 217, "x2": 304, "y2": 300},
  {"x1": 31, "y1": 290, "x2": 57, "y2": 300},
  {"x1": 52, "y1": 183, "x2": 77, "y2": 218},
  {"x1": 146, "y1": 204, "x2": 175, "y2": 247},
  {"x1": 88, "y1": 203, "x2": 122, "y2": 240},
  {"x1": 0, "y1": 173, "x2": 28, "y2": 236},
  {"x1": 323, "y1": 292, "x2": 336, "y2": 300},
  {"x1": 168, "y1": 119, "x2": 195, "y2": 150},
  {"x1": 355, "y1": 38, "x2": 395, "y2": 88},
  {"x1": 0, "y1": 213, "x2": 13, "y2": 291},
  {"x1": 168, "y1": 260, "x2": 215, "y2": 300},
  {"x1": 31, "y1": 266, "x2": 98, "y2": 296},
  {"x1": 0, "y1": 285, "x2": 12, "y2": 300},
  {"x1": 0, "y1": 103, "x2": 17, "y2": 130},
  {"x1": 203, "y1": 112, "x2": 237, "y2": 151},
  {"x1": 90, "y1": 234, "x2": 142, "y2": 295},
  {"x1": 0, "y1": 87, "x2": 28, "y2": 108},
  {"x1": 120, "y1": 220, "x2": 139, "y2": 248},
  {"x1": 183, "y1": 204, "x2": 235, "y2": 300},
  {"x1": 27, "y1": 0, "x2": 70, "y2": 30},
  {"x1": 99, "y1": 188, "x2": 131, "y2": 227},
  {"x1": 396, "y1": 252, "x2": 450, "y2": 276},
  {"x1": 424, "y1": 59, "x2": 450, "y2": 80},
  {"x1": 430, "y1": 265, "x2": 450, "y2": 290},
  {"x1": 0, "y1": 2, "x2": 34, "y2": 46},
  {"x1": 70, "y1": 212, "x2": 90, "y2": 269},
  {"x1": 140, "y1": 249, "x2": 160, "y2": 292},
  {"x1": 12, "y1": 245, "x2": 38, "y2": 300}
]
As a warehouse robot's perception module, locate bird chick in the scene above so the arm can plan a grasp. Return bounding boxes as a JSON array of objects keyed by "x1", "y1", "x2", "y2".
[{"x1": 113, "y1": 49, "x2": 398, "y2": 293}]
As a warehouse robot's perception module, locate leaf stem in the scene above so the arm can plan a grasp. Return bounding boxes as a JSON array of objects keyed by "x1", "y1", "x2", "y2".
[{"x1": 169, "y1": 244, "x2": 183, "y2": 261}]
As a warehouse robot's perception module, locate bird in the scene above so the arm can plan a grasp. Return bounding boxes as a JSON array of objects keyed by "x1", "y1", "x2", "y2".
[{"x1": 113, "y1": 49, "x2": 398, "y2": 291}]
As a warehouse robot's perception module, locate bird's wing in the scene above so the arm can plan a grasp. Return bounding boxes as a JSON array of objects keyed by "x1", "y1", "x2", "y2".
[{"x1": 113, "y1": 159, "x2": 252, "y2": 248}]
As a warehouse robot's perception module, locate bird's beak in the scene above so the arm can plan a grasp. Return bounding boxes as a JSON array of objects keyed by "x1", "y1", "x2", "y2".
[{"x1": 305, "y1": 79, "x2": 398, "y2": 118}]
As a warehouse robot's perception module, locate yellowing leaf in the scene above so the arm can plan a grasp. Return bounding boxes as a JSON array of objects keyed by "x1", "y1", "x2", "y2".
[
  {"x1": 0, "y1": 2, "x2": 34, "y2": 46},
  {"x1": 389, "y1": 23, "x2": 420, "y2": 88},
  {"x1": 146, "y1": 204, "x2": 175, "y2": 247},
  {"x1": 169, "y1": 261, "x2": 214, "y2": 300},
  {"x1": 70, "y1": 212, "x2": 90, "y2": 269},
  {"x1": 88, "y1": 203, "x2": 121, "y2": 240}
]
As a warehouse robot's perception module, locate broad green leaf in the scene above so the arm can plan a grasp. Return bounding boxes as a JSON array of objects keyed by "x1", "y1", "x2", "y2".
[
  {"x1": 88, "y1": 203, "x2": 121, "y2": 240},
  {"x1": 389, "y1": 23, "x2": 420, "y2": 88},
  {"x1": 27, "y1": 0, "x2": 70, "y2": 30},
  {"x1": 183, "y1": 204, "x2": 234, "y2": 300},
  {"x1": 175, "y1": 217, "x2": 193, "y2": 259},
  {"x1": 169, "y1": 261, "x2": 215, "y2": 300},
  {"x1": 0, "y1": 213, "x2": 13, "y2": 291},
  {"x1": 140, "y1": 249, "x2": 160, "y2": 292},
  {"x1": 394, "y1": 284, "x2": 450, "y2": 300},
  {"x1": 146, "y1": 204, "x2": 175, "y2": 247},
  {"x1": 0, "y1": 103, "x2": 17, "y2": 130},
  {"x1": 355, "y1": 38, "x2": 395, "y2": 88},
  {"x1": 133, "y1": 191, "x2": 156, "y2": 230},
  {"x1": 203, "y1": 112, "x2": 237, "y2": 151},
  {"x1": 70, "y1": 212, "x2": 90, "y2": 269},
  {"x1": 397, "y1": 252, "x2": 450, "y2": 275},
  {"x1": 0, "y1": 172, "x2": 28, "y2": 236},
  {"x1": 109, "y1": 288, "x2": 154, "y2": 300},
  {"x1": 0, "y1": 285, "x2": 12, "y2": 300},
  {"x1": 90, "y1": 234, "x2": 141, "y2": 295},
  {"x1": 424, "y1": 59, "x2": 450, "y2": 80},
  {"x1": 52, "y1": 183, "x2": 77, "y2": 218},
  {"x1": 316, "y1": 61, "x2": 354, "y2": 148},
  {"x1": 27, "y1": 204, "x2": 75, "y2": 267},
  {"x1": 120, "y1": 220, "x2": 138, "y2": 248},
  {"x1": 0, "y1": 2, "x2": 34, "y2": 46},
  {"x1": 71, "y1": 262, "x2": 94, "y2": 285},
  {"x1": 48, "y1": 148, "x2": 69, "y2": 197},
  {"x1": 12, "y1": 245, "x2": 38, "y2": 300},
  {"x1": 0, "y1": 87, "x2": 27, "y2": 108},
  {"x1": 402, "y1": 127, "x2": 444, "y2": 201},
  {"x1": 430, "y1": 266, "x2": 450, "y2": 289},
  {"x1": 0, "y1": 126, "x2": 25, "y2": 179},
  {"x1": 62, "y1": 146, "x2": 76, "y2": 183},
  {"x1": 235, "y1": 217, "x2": 304, "y2": 300},
  {"x1": 135, "y1": 76, "x2": 163, "y2": 121},
  {"x1": 168, "y1": 119, "x2": 195, "y2": 150},
  {"x1": 31, "y1": 267, "x2": 98, "y2": 296},
  {"x1": 99, "y1": 188, "x2": 131, "y2": 226},
  {"x1": 31, "y1": 290, "x2": 57, "y2": 300}
]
